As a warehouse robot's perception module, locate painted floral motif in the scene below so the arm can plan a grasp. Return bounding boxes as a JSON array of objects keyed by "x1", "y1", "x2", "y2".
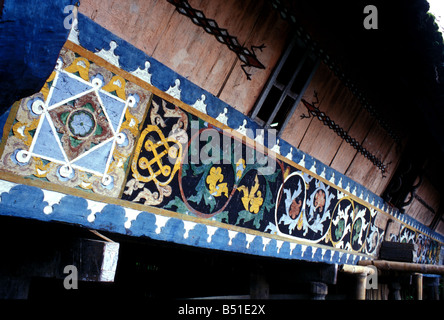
[
  {"x1": 352, "y1": 218, "x2": 362, "y2": 244},
  {"x1": 335, "y1": 218, "x2": 345, "y2": 241},
  {"x1": 330, "y1": 198, "x2": 353, "y2": 248},
  {"x1": 235, "y1": 158, "x2": 245, "y2": 181},
  {"x1": 206, "y1": 166, "x2": 228, "y2": 197},
  {"x1": 350, "y1": 207, "x2": 370, "y2": 251},
  {"x1": 289, "y1": 198, "x2": 302, "y2": 220},
  {"x1": 314, "y1": 189, "x2": 326, "y2": 213},
  {"x1": 157, "y1": 122, "x2": 279, "y2": 231},
  {"x1": 238, "y1": 175, "x2": 263, "y2": 214},
  {"x1": 276, "y1": 173, "x2": 306, "y2": 234}
]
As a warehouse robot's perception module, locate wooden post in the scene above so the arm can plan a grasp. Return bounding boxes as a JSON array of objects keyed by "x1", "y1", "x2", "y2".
[
  {"x1": 423, "y1": 276, "x2": 440, "y2": 300},
  {"x1": 388, "y1": 282, "x2": 401, "y2": 300},
  {"x1": 413, "y1": 273, "x2": 423, "y2": 300},
  {"x1": 250, "y1": 266, "x2": 269, "y2": 299},
  {"x1": 339, "y1": 264, "x2": 376, "y2": 300},
  {"x1": 355, "y1": 273, "x2": 367, "y2": 300},
  {"x1": 310, "y1": 282, "x2": 328, "y2": 300}
]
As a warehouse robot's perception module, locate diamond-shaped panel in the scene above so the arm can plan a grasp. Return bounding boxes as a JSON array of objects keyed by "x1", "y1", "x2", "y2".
[
  {"x1": 48, "y1": 91, "x2": 114, "y2": 162},
  {"x1": 48, "y1": 72, "x2": 93, "y2": 107}
]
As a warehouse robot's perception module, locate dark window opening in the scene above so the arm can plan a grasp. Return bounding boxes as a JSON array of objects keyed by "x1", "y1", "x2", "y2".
[{"x1": 251, "y1": 36, "x2": 320, "y2": 134}]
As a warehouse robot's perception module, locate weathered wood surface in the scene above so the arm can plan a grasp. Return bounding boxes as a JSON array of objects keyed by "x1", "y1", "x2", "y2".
[
  {"x1": 282, "y1": 63, "x2": 401, "y2": 195},
  {"x1": 217, "y1": 2, "x2": 290, "y2": 114},
  {"x1": 345, "y1": 121, "x2": 398, "y2": 195},
  {"x1": 404, "y1": 177, "x2": 440, "y2": 226},
  {"x1": 79, "y1": 0, "x2": 290, "y2": 115},
  {"x1": 329, "y1": 107, "x2": 375, "y2": 174},
  {"x1": 280, "y1": 63, "x2": 336, "y2": 148}
]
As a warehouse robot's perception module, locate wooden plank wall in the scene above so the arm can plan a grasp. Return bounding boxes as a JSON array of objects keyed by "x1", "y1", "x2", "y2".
[
  {"x1": 403, "y1": 177, "x2": 440, "y2": 226},
  {"x1": 78, "y1": 0, "x2": 402, "y2": 195},
  {"x1": 78, "y1": 0, "x2": 290, "y2": 115},
  {"x1": 281, "y1": 63, "x2": 403, "y2": 196}
]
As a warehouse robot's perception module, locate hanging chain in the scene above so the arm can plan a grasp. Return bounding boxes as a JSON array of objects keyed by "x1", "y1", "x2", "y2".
[
  {"x1": 301, "y1": 93, "x2": 390, "y2": 176},
  {"x1": 167, "y1": 0, "x2": 266, "y2": 80}
]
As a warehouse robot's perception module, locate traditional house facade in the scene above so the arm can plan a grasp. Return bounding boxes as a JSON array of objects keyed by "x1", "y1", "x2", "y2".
[{"x1": 0, "y1": 0, "x2": 443, "y2": 299}]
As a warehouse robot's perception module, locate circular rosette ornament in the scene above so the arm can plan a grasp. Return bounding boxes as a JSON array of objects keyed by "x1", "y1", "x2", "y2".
[{"x1": 68, "y1": 110, "x2": 96, "y2": 138}]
